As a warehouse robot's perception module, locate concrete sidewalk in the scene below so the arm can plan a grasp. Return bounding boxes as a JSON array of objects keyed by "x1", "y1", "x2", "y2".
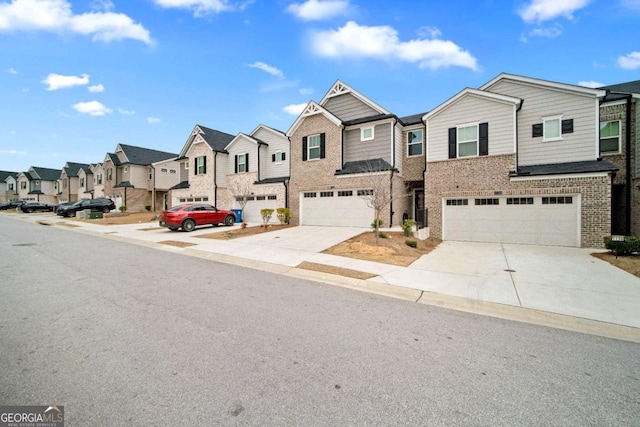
[{"x1": 7, "y1": 212, "x2": 640, "y2": 342}]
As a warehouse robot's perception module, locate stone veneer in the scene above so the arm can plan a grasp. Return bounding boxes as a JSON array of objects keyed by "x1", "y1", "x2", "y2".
[{"x1": 425, "y1": 154, "x2": 612, "y2": 248}]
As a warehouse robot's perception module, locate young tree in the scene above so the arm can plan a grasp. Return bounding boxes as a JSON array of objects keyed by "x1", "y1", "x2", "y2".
[
  {"x1": 227, "y1": 173, "x2": 255, "y2": 222},
  {"x1": 356, "y1": 160, "x2": 398, "y2": 244}
]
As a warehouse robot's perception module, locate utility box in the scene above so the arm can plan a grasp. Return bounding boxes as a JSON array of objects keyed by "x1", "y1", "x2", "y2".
[{"x1": 88, "y1": 212, "x2": 104, "y2": 219}]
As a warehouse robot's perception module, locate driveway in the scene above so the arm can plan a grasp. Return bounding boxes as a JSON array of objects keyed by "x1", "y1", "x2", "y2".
[{"x1": 372, "y1": 241, "x2": 640, "y2": 329}]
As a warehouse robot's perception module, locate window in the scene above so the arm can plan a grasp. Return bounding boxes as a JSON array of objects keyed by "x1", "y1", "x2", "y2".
[
  {"x1": 407, "y1": 130, "x2": 423, "y2": 156},
  {"x1": 304, "y1": 192, "x2": 317, "y2": 198},
  {"x1": 8, "y1": 183, "x2": 13, "y2": 191},
  {"x1": 170, "y1": 169, "x2": 176, "y2": 174},
  {"x1": 542, "y1": 116, "x2": 561, "y2": 141},
  {"x1": 256, "y1": 196, "x2": 266, "y2": 201},
  {"x1": 21, "y1": 181, "x2": 26, "y2": 189},
  {"x1": 475, "y1": 198, "x2": 499, "y2": 205},
  {"x1": 267, "y1": 195, "x2": 276, "y2": 200},
  {"x1": 237, "y1": 154, "x2": 247, "y2": 173},
  {"x1": 600, "y1": 120, "x2": 621, "y2": 154},
  {"x1": 507, "y1": 197, "x2": 533, "y2": 205},
  {"x1": 308, "y1": 134, "x2": 321, "y2": 160},
  {"x1": 357, "y1": 189, "x2": 373, "y2": 196},
  {"x1": 446, "y1": 199, "x2": 468, "y2": 206},
  {"x1": 196, "y1": 156, "x2": 206, "y2": 175},
  {"x1": 338, "y1": 190, "x2": 353, "y2": 197},
  {"x1": 542, "y1": 196, "x2": 573, "y2": 204},
  {"x1": 80, "y1": 178, "x2": 85, "y2": 187},
  {"x1": 35, "y1": 180, "x2": 40, "y2": 185},
  {"x1": 107, "y1": 169, "x2": 112, "y2": 181},
  {"x1": 124, "y1": 166, "x2": 129, "y2": 173},
  {"x1": 184, "y1": 161, "x2": 189, "y2": 170},
  {"x1": 458, "y1": 125, "x2": 478, "y2": 157},
  {"x1": 160, "y1": 168, "x2": 168, "y2": 173},
  {"x1": 97, "y1": 174, "x2": 103, "y2": 185},
  {"x1": 320, "y1": 191, "x2": 334, "y2": 197},
  {"x1": 273, "y1": 151, "x2": 285, "y2": 163},
  {"x1": 361, "y1": 126, "x2": 374, "y2": 141},
  {"x1": 63, "y1": 179, "x2": 67, "y2": 189}
]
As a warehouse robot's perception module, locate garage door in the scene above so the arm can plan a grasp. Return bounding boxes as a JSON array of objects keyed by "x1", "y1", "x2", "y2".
[
  {"x1": 237, "y1": 195, "x2": 279, "y2": 223},
  {"x1": 443, "y1": 195, "x2": 579, "y2": 247},
  {"x1": 300, "y1": 190, "x2": 373, "y2": 227}
]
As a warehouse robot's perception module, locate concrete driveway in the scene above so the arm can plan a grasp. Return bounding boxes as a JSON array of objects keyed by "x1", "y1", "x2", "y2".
[{"x1": 372, "y1": 241, "x2": 640, "y2": 329}]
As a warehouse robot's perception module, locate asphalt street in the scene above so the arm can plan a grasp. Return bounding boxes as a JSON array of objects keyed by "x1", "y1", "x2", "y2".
[{"x1": 1, "y1": 216, "x2": 639, "y2": 426}]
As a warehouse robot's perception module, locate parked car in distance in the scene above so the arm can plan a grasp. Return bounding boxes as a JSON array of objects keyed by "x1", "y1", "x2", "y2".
[
  {"x1": 55, "y1": 202, "x2": 74, "y2": 211},
  {"x1": 57, "y1": 198, "x2": 116, "y2": 217},
  {"x1": 0, "y1": 200, "x2": 26, "y2": 210},
  {"x1": 159, "y1": 203, "x2": 236, "y2": 231},
  {"x1": 20, "y1": 202, "x2": 54, "y2": 213}
]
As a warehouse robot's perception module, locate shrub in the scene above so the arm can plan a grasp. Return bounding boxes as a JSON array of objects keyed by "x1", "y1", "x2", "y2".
[
  {"x1": 378, "y1": 231, "x2": 388, "y2": 239},
  {"x1": 276, "y1": 207, "x2": 290, "y2": 224},
  {"x1": 405, "y1": 239, "x2": 417, "y2": 248},
  {"x1": 145, "y1": 205, "x2": 151, "y2": 211},
  {"x1": 371, "y1": 218, "x2": 383, "y2": 230},
  {"x1": 119, "y1": 205, "x2": 127, "y2": 213},
  {"x1": 260, "y1": 208, "x2": 274, "y2": 226},
  {"x1": 400, "y1": 219, "x2": 415, "y2": 237},
  {"x1": 604, "y1": 236, "x2": 640, "y2": 257}
]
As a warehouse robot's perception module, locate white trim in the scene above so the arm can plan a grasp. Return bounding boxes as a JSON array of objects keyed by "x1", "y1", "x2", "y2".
[
  {"x1": 225, "y1": 133, "x2": 259, "y2": 151},
  {"x1": 510, "y1": 171, "x2": 610, "y2": 182},
  {"x1": 595, "y1": 98, "x2": 601, "y2": 157},
  {"x1": 599, "y1": 119, "x2": 622, "y2": 155},
  {"x1": 541, "y1": 115, "x2": 562, "y2": 142},
  {"x1": 249, "y1": 124, "x2": 285, "y2": 138},
  {"x1": 320, "y1": 80, "x2": 390, "y2": 115},
  {"x1": 423, "y1": 87, "x2": 521, "y2": 121},
  {"x1": 361, "y1": 126, "x2": 374, "y2": 141},
  {"x1": 457, "y1": 122, "x2": 479, "y2": 158},
  {"x1": 480, "y1": 73, "x2": 606, "y2": 98},
  {"x1": 286, "y1": 101, "x2": 342, "y2": 137},
  {"x1": 336, "y1": 170, "x2": 390, "y2": 179},
  {"x1": 407, "y1": 128, "x2": 424, "y2": 157},
  {"x1": 600, "y1": 99, "x2": 628, "y2": 107}
]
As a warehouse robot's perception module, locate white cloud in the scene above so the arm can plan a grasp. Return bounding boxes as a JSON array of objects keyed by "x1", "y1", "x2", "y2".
[
  {"x1": 518, "y1": 0, "x2": 591, "y2": 23},
  {"x1": 6, "y1": 67, "x2": 17, "y2": 74},
  {"x1": 310, "y1": 21, "x2": 478, "y2": 71},
  {"x1": 286, "y1": 0, "x2": 349, "y2": 21},
  {"x1": 118, "y1": 108, "x2": 135, "y2": 115},
  {"x1": 618, "y1": 51, "x2": 640, "y2": 70},
  {"x1": 0, "y1": 149, "x2": 28, "y2": 155},
  {"x1": 578, "y1": 80, "x2": 603, "y2": 88},
  {"x1": 527, "y1": 24, "x2": 562, "y2": 38},
  {"x1": 72, "y1": 100, "x2": 112, "y2": 116},
  {"x1": 88, "y1": 83, "x2": 104, "y2": 92},
  {"x1": 417, "y1": 26, "x2": 442, "y2": 39},
  {"x1": 249, "y1": 61, "x2": 284, "y2": 78},
  {"x1": 621, "y1": 0, "x2": 640, "y2": 10},
  {"x1": 42, "y1": 73, "x2": 89, "y2": 90},
  {"x1": 153, "y1": 0, "x2": 232, "y2": 16},
  {"x1": 299, "y1": 87, "x2": 313, "y2": 95},
  {"x1": 0, "y1": 0, "x2": 152, "y2": 44},
  {"x1": 147, "y1": 117, "x2": 161, "y2": 124},
  {"x1": 283, "y1": 103, "x2": 307, "y2": 115}
]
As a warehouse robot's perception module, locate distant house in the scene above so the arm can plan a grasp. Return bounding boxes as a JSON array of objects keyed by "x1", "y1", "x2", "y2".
[
  {"x1": 170, "y1": 125, "x2": 235, "y2": 208},
  {"x1": 77, "y1": 164, "x2": 95, "y2": 200},
  {"x1": 0, "y1": 170, "x2": 19, "y2": 202},
  {"x1": 58, "y1": 162, "x2": 91, "y2": 204},
  {"x1": 16, "y1": 166, "x2": 62, "y2": 205},
  {"x1": 102, "y1": 144, "x2": 179, "y2": 212},
  {"x1": 224, "y1": 125, "x2": 290, "y2": 222},
  {"x1": 424, "y1": 73, "x2": 617, "y2": 247},
  {"x1": 91, "y1": 163, "x2": 105, "y2": 199}
]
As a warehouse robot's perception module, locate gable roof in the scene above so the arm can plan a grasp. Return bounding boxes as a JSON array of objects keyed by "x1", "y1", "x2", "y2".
[
  {"x1": 286, "y1": 101, "x2": 343, "y2": 137},
  {"x1": 116, "y1": 144, "x2": 178, "y2": 165},
  {"x1": 480, "y1": 73, "x2": 606, "y2": 98},
  {"x1": 320, "y1": 80, "x2": 390, "y2": 115},
  {"x1": 29, "y1": 166, "x2": 62, "y2": 181},
  {"x1": 399, "y1": 112, "x2": 428, "y2": 126},
  {"x1": 104, "y1": 152, "x2": 122, "y2": 166},
  {"x1": 178, "y1": 125, "x2": 235, "y2": 158},
  {"x1": 424, "y1": 88, "x2": 522, "y2": 121},
  {"x1": 62, "y1": 162, "x2": 90, "y2": 178},
  {"x1": 0, "y1": 170, "x2": 18, "y2": 182},
  {"x1": 225, "y1": 133, "x2": 267, "y2": 151},
  {"x1": 250, "y1": 124, "x2": 286, "y2": 137}
]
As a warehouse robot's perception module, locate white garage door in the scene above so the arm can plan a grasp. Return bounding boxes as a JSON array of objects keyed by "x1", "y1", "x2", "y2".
[
  {"x1": 443, "y1": 195, "x2": 580, "y2": 247},
  {"x1": 237, "y1": 196, "x2": 279, "y2": 223},
  {"x1": 300, "y1": 190, "x2": 373, "y2": 227}
]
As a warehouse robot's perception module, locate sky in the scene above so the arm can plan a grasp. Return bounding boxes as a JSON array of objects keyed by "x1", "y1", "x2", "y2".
[{"x1": 1, "y1": 0, "x2": 639, "y2": 173}]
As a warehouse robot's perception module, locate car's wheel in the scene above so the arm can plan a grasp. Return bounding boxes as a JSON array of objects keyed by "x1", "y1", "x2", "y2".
[
  {"x1": 26, "y1": 208, "x2": 33, "y2": 213},
  {"x1": 102, "y1": 206, "x2": 110, "y2": 213},
  {"x1": 182, "y1": 219, "x2": 196, "y2": 232},
  {"x1": 69, "y1": 211, "x2": 76, "y2": 218},
  {"x1": 224, "y1": 215, "x2": 235, "y2": 226}
]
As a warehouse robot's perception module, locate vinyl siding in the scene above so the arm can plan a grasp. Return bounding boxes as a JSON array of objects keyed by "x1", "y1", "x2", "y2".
[
  {"x1": 254, "y1": 128, "x2": 289, "y2": 180},
  {"x1": 216, "y1": 153, "x2": 228, "y2": 186},
  {"x1": 179, "y1": 161, "x2": 188, "y2": 182},
  {"x1": 427, "y1": 94, "x2": 516, "y2": 162},
  {"x1": 344, "y1": 123, "x2": 392, "y2": 164},
  {"x1": 324, "y1": 93, "x2": 380, "y2": 121},
  {"x1": 227, "y1": 137, "x2": 258, "y2": 173},
  {"x1": 154, "y1": 159, "x2": 181, "y2": 190},
  {"x1": 485, "y1": 80, "x2": 599, "y2": 166},
  {"x1": 394, "y1": 123, "x2": 403, "y2": 174}
]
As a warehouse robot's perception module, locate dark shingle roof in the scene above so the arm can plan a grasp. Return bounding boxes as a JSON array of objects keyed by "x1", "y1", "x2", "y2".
[
  {"x1": 257, "y1": 176, "x2": 289, "y2": 184},
  {"x1": 197, "y1": 125, "x2": 235, "y2": 152},
  {"x1": 342, "y1": 114, "x2": 396, "y2": 126},
  {"x1": 335, "y1": 158, "x2": 396, "y2": 175},
  {"x1": 114, "y1": 181, "x2": 134, "y2": 188},
  {"x1": 118, "y1": 144, "x2": 178, "y2": 165},
  {"x1": 399, "y1": 112, "x2": 428, "y2": 126},
  {"x1": 170, "y1": 181, "x2": 190, "y2": 190},
  {"x1": 510, "y1": 159, "x2": 618, "y2": 177},
  {"x1": 63, "y1": 162, "x2": 90, "y2": 177},
  {"x1": 0, "y1": 170, "x2": 18, "y2": 181},
  {"x1": 30, "y1": 167, "x2": 62, "y2": 181},
  {"x1": 601, "y1": 80, "x2": 640, "y2": 101}
]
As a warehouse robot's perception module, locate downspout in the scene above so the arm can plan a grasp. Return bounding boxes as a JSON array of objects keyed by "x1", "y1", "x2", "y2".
[
  {"x1": 150, "y1": 164, "x2": 156, "y2": 211},
  {"x1": 213, "y1": 152, "x2": 218, "y2": 206},
  {"x1": 389, "y1": 118, "x2": 397, "y2": 227},
  {"x1": 515, "y1": 99, "x2": 524, "y2": 172}
]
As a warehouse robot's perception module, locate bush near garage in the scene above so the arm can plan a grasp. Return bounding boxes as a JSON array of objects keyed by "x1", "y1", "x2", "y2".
[
  {"x1": 276, "y1": 208, "x2": 290, "y2": 224},
  {"x1": 604, "y1": 236, "x2": 640, "y2": 257}
]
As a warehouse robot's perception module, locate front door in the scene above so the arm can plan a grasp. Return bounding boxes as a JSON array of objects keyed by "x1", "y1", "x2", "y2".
[{"x1": 414, "y1": 189, "x2": 425, "y2": 228}]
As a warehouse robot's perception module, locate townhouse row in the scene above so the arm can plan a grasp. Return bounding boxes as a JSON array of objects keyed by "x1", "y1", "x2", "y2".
[{"x1": 2, "y1": 73, "x2": 638, "y2": 248}]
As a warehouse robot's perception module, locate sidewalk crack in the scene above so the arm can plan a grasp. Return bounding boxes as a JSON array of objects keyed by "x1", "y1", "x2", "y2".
[{"x1": 502, "y1": 244, "x2": 523, "y2": 307}]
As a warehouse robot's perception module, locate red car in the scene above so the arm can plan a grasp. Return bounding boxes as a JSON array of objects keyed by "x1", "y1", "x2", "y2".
[{"x1": 159, "y1": 203, "x2": 236, "y2": 232}]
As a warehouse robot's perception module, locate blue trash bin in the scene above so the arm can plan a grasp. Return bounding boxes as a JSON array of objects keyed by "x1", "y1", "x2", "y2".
[{"x1": 231, "y1": 209, "x2": 243, "y2": 223}]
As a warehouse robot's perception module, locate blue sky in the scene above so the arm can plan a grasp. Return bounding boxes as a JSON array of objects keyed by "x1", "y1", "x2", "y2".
[{"x1": 1, "y1": 0, "x2": 639, "y2": 172}]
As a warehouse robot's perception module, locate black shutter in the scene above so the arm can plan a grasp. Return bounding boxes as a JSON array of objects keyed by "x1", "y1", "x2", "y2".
[
  {"x1": 532, "y1": 123, "x2": 543, "y2": 138},
  {"x1": 194, "y1": 158, "x2": 197, "y2": 174},
  {"x1": 272, "y1": 154, "x2": 276, "y2": 162},
  {"x1": 302, "y1": 137, "x2": 308, "y2": 161},
  {"x1": 320, "y1": 133, "x2": 326, "y2": 159},
  {"x1": 562, "y1": 119, "x2": 573, "y2": 134},
  {"x1": 282, "y1": 152, "x2": 286, "y2": 161},
  {"x1": 448, "y1": 128, "x2": 456, "y2": 159},
  {"x1": 245, "y1": 153, "x2": 249, "y2": 172},
  {"x1": 479, "y1": 122, "x2": 489, "y2": 156},
  {"x1": 203, "y1": 156, "x2": 206, "y2": 174},
  {"x1": 234, "y1": 155, "x2": 238, "y2": 173}
]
